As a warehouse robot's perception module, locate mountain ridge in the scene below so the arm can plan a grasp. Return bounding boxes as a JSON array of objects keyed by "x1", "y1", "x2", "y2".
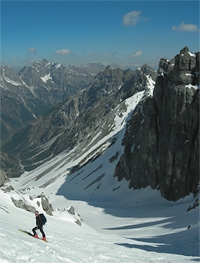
[
  {"x1": 2, "y1": 65, "x2": 152, "y2": 176},
  {"x1": 0, "y1": 61, "x2": 106, "y2": 144}
]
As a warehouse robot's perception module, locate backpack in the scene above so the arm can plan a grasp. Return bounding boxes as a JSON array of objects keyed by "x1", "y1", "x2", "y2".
[{"x1": 41, "y1": 213, "x2": 47, "y2": 225}]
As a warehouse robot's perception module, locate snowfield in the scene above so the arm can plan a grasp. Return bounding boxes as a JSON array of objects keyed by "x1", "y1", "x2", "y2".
[
  {"x1": 0, "y1": 186, "x2": 199, "y2": 263},
  {"x1": 0, "y1": 80, "x2": 199, "y2": 262}
]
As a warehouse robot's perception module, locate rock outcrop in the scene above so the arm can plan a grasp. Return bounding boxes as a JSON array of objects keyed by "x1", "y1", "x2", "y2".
[
  {"x1": 10, "y1": 193, "x2": 53, "y2": 215},
  {"x1": 11, "y1": 197, "x2": 36, "y2": 213},
  {"x1": 0, "y1": 169, "x2": 9, "y2": 187},
  {"x1": 37, "y1": 193, "x2": 53, "y2": 215},
  {"x1": 114, "y1": 47, "x2": 199, "y2": 201}
]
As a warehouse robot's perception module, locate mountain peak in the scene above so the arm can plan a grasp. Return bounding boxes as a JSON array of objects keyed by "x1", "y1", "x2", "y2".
[{"x1": 41, "y1": 58, "x2": 50, "y2": 63}]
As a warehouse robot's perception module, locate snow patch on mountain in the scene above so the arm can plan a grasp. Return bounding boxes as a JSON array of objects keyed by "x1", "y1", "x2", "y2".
[
  {"x1": 55, "y1": 63, "x2": 62, "y2": 69},
  {"x1": 4, "y1": 76, "x2": 22, "y2": 86},
  {"x1": 185, "y1": 84, "x2": 199, "y2": 90},
  {"x1": 41, "y1": 73, "x2": 52, "y2": 83},
  {"x1": 146, "y1": 75, "x2": 155, "y2": 96}
]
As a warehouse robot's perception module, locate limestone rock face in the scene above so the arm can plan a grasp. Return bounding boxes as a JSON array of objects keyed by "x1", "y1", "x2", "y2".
[
  {"x1": 169, "y1": 46, "x2": 198, "y2": 85},
  {"x1": 114, "y1": 47, "x2": 199, "y2": 201}
]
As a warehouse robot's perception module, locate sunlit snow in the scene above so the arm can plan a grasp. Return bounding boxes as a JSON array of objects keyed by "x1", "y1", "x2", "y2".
[
  {"x1": 41, "y1": 73, "x2": 52, "y2": 83},
  {"x1": 4, "y1": 76, "x2": 22, "y2": 86},
  {"x1": 55, "y1": 64, "x2": 62, "y2": 69},
  {"x1": 0, "y1": 181, "x2": 199, "y2": 263},
  {"x1": 185, "y1": 84, "x2": 199, "y2": 90}
]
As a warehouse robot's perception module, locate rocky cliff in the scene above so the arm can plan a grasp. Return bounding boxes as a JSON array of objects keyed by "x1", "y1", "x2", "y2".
[{"x1": 114, "y1": 47, "x2": 199, "y2": 201}]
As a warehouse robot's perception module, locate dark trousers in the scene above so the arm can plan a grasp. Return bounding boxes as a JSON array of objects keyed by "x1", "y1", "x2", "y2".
[{"x1": 32, "y1": 226, "x2": 45, "y2": 237}]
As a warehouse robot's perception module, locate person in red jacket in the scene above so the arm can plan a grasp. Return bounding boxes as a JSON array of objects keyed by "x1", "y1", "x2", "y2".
[{"x1": 32, "y1": 211, "x2": 46, "y2": 241}]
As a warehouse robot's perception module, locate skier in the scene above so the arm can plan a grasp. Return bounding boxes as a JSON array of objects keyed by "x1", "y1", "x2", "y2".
[{"x1": 32, "y1": 211, "x2": 46, "y2": 241}]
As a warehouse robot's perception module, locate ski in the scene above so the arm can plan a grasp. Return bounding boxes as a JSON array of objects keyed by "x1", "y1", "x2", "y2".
[{"x1": 18, "y1": 229, "x2": 49, "y2": 242}]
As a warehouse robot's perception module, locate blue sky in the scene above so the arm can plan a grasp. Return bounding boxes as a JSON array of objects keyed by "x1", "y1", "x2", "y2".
[{"x1": 1, "y1": 1, "x2": 199, "y2": 70}]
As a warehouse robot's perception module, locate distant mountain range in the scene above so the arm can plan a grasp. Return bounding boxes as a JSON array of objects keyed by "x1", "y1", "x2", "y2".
[
  {"x1": 0, "y1": 60, "x2": 106, "y2": 144},
  {"x1": 1, "y1": 46, "x2": 199, "y2": 201}
]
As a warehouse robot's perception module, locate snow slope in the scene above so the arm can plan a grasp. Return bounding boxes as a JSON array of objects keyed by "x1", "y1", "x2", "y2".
[
  {"x1": 0, "y1": 186, "x2": 199, "y2": 263},
  {"x1": 0, "y1": 81, "x2": 199, "y2": 262}
]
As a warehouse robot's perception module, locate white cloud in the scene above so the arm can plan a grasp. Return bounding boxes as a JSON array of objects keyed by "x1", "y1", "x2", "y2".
[
  {"x1": 131, "y1": 51, "x2": 142, "y2": 58},
  {"x1": 56, "y1": 49, "x2": 71, "y2": 55},
  {"x1": 172, "y1": 22, "x2": 198, "y2": 32},
  {"x1": 29, "y1": 48, "x2": 36, "y2": 53},
  {"x1": 88, "y1": 51, "x2": 95, "y2": 55},
  {"x1": 123, "y1": 11, "x2": 146, "y2": 26}
]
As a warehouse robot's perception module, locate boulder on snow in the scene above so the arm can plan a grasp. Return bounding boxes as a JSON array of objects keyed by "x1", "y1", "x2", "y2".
[
  {"x1": 74, "y1": 218, "x2": 82, "y2": 226},
  {"x1": 37, "y1": 193, "x2": 53, "y2": 215},
  {"x1": 0, "y1": 169, "x2": 9, "y2": 187},
  {"x1": 11, "y1": 197, "x2": 35, "y2": 213},
  {"x1": 3, "y1": 185, "x2": 14, "y2": 192},
  {"x1": 67, "y1": 206, "x2": 75, "y2": 215}
]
